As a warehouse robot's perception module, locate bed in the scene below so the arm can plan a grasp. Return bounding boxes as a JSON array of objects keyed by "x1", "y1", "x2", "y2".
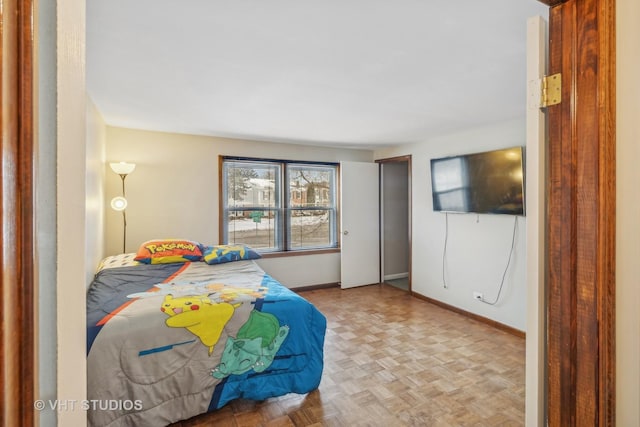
[{"x1": 86, "y1": 243, "x2": 327, "y2": 427}]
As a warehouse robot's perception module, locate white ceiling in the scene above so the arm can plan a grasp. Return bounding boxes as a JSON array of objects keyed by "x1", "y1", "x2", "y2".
[{"x1": 87, "y1": 0, "x2": 548, "y2": 149}]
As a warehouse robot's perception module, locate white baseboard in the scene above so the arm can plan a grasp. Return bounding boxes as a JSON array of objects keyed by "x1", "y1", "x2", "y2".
[{"x1": 384, "y1": 272, "x2": 409, "y2": 281}]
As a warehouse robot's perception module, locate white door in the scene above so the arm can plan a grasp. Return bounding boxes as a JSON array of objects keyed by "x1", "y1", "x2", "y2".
[
  {"x1": 340, "y1": 161, "x2": 380, "y2": 288},
  {"x1": 525, "y1": 15, "x2": 547, "y2": 427}
]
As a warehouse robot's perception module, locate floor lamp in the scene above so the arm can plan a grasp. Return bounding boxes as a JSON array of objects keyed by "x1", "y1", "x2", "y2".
[{"x1": 110, "y1": 162, "x2": 136, "y2": 253}]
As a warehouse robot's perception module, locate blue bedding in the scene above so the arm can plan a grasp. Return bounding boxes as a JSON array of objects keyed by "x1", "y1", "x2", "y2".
[{"x1": 86, "y1": 259, "x2": 326, "y2": 427}]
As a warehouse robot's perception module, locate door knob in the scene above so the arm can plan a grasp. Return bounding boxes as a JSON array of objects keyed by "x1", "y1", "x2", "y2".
[{"x1": 343, "y1": 230, "x2": 349, "y2": 235}]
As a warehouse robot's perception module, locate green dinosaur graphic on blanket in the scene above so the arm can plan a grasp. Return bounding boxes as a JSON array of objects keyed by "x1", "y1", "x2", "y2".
[
  {"x1": 161, "y1": 294, "x2": 240, "y2": 355},
  {"x1": 211, "y1": 310, "x2": 289, "y2": 378}
]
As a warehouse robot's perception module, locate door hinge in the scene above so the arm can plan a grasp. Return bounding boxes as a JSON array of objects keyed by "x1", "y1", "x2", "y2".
[{"x1": 541, "y1": 73, "x2": 561, "y2": 108}]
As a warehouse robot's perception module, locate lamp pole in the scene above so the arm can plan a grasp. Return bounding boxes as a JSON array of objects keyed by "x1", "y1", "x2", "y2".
[
  {"x1": 120, "y1": 174, "x2": 128, "y2": 253},
  {"x1": 110, "y1": 162, "x2": 135, "y2": 254}
]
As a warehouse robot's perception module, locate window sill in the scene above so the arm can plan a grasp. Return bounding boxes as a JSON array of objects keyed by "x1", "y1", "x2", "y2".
[{"x1": 259, "y1": 247, "x2": 340, "y2": 259}]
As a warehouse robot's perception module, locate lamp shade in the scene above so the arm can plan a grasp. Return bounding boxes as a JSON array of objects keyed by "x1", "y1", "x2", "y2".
[
  {"x1": 110, "y1": 196, "x2": 128, "y2": 211},
  {"x1": 110, "y1": 162, "x2": 136, "y2": 175}
]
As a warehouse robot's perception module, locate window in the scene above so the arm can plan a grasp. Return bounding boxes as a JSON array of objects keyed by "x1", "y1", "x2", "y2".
[{"x1": 221, "y1": 157, "x2": 338, "y2": 253}]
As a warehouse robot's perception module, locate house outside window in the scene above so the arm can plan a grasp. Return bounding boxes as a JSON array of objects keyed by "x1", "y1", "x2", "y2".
[{"x1": 221, "y1": 157, "x2": 338, "y2": 253}]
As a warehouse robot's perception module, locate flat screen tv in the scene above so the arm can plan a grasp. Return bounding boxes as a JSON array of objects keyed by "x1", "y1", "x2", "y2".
[{"x1": 430, "y1": 146, "x2": 525, "y2": 215}]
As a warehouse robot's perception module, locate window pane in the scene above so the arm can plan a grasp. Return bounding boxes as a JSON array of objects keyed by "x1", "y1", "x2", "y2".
[
  {"x1": 288, "y1": 209, "x2": 334, "y2": 249},
  {"x1": 436, "y1": 189, "x2": 469, "y2": 212},
  {"x1": 431, "y1": 157, "x2": 466, "y2": 192},
  {"x1": 225, "y1": 162, "x2": 279, "y2": 208},
  {"x1": 226, "y1": 210, "x2": 278, "y2": 250},
  {"x1": 288, "y1": 165, "x2": 335, "y2": 208}
]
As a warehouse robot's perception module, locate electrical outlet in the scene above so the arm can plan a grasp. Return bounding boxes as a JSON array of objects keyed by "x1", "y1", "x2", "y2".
[{"x1": 473, "y1": 291, "x2": 483, "y2": 301}]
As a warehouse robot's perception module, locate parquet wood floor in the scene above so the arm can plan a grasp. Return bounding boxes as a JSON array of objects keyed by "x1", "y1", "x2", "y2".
[{"x1": 173, "y1": 284, "x2": 525, "y2": 427}]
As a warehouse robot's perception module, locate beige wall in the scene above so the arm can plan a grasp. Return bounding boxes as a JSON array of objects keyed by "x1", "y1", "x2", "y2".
[
  {"x1": 85, "y1": 97, "x2": 107, "y2": 285},
  {"x1": 374, "y1": 119, "x2": 528, "y2": 331},
  {"x1": 104, "y1": 126, "x2": 373, "y2": 287},
  {"x1": 616, "y1": 0, "x2": 640, "y2": 424}
]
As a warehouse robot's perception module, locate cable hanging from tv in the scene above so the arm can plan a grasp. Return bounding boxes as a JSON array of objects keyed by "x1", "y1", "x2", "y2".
[
  {"x1": 481, "y1": 216, "x2": 518, "y2": 306},
  {"x1": 442, "y1": 212, "x2": 449, "y2": 288},
  {"x1": 440, "y1": 214, "x2": 519, "y2": 306}
]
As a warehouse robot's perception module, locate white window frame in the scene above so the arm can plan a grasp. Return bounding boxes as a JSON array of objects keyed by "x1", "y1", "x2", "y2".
[{"x1": 221, "y1": 157, "x2": 339, "y2": 253}]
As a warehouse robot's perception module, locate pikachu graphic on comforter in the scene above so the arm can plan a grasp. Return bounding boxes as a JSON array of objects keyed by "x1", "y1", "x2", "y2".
[{"x1": 161, "y1": 294, "x2": 240, "y2": 355}]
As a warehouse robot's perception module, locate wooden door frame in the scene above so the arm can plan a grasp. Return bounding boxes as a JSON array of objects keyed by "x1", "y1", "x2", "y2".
[
  {"x1": 0, "y1": 0, "x2": 36, "y2": 425},
  {"x1": 541, "y1": 0, "x2": 616, "y2": 425}
]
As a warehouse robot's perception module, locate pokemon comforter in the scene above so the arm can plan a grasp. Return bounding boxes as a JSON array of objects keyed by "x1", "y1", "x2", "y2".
[{"x1": 86, "y1": 259, "x2": 326, "y2": 427}]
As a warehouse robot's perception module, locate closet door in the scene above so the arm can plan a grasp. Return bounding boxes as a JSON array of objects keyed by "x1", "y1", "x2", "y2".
[{"x1": 339, "y1": 161, "x2": 379, "y2": 288}]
